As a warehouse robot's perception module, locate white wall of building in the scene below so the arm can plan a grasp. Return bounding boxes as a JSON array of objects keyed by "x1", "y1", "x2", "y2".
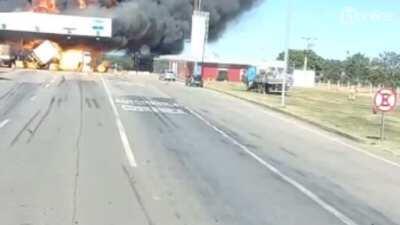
[
  {"x1": 292, "y1": 70, "x2": 316, "y2": 87},
  {"x1": 170, "y1": 61, "x2": 178, "y2": 74},
  {"x1": 191, "y1": 11, "x2": 209, "y2": 61}
]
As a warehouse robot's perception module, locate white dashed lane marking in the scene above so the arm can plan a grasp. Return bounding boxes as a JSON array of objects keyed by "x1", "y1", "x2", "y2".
[
  {"x1": 101, "y1": 77, "x2": 137, "y2": 168},
  {"x1": 0, "y1": 119, "x2": 10, "y2": 129}
]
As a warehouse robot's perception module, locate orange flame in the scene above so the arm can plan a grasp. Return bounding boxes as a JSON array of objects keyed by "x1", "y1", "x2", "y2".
[
  {"x1": 29, "y1": 0, "x2": 116, "y2": 12},
  {"x1": 77, "y1": 0, "x2": 87, "y2": 9},
  {"x1": 77, "y1": 0, "x2": 99, "y2": 9},
  {"x1": 23, "y1": 40, "x2": 43, "y2": 50},
  {"x1": 31, "y1": 0, "x2": 59, "y2": 13}
]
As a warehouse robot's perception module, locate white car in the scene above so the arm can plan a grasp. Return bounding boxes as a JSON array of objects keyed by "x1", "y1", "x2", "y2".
[{"x1": 160, "y1": 71, "x2": 177, "y2": 81}]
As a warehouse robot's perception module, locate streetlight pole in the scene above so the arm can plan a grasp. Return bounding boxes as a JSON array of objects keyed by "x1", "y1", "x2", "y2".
[
  {"x1": 281, "y1": 0, "x2": 292, "y2": 107},
  {"x1": 302, "y1": 37, "x2": 316, "y2": 71}
]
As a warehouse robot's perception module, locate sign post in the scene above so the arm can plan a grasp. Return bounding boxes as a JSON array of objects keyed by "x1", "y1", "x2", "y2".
[
  {"x1": 379, "y1": 111, "x2": 385, "y2": 141},
  {"x1": 373, "y1": 88, "x2": 397, "y2": 141}
]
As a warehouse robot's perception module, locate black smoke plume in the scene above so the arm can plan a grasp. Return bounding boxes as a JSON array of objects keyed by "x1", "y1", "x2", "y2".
[{"x1": 0, "y1": 0, "x2": 263, "y2": 54}]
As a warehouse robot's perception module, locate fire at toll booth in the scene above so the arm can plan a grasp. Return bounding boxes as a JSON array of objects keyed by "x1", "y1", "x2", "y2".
[{"x1": 0, "y1": 0, "x2": 112, "y2": 72}]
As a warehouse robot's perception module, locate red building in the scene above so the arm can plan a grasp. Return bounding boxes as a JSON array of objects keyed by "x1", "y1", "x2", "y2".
[
  {"x1": 201, "y1": 63, "x2": 246, "y2": 82},
  {"x1": 155, "y1": 55, "x2": 248, "y2": 82}
]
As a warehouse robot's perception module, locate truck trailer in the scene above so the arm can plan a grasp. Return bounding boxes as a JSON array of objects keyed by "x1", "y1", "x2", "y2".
[{"x1": 244, "y1": 64, "x2": 292, "y2": 94}]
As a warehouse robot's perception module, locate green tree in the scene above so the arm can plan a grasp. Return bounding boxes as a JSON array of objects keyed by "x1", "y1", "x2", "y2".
[
  {"x1": 343, "y1": 53, "x2": 370, "y2": 84},
  {"x1": 320, "y1": 59, "x2": 344, "y2": 82},
  {"x1": 376, "y1": 52, "x2": 400, "y2": 87},
  {"x1": 368, "y1": 58, "x2": 386, "y2": 85},
  {"x1": 277, "y1": 49, "x2": 324, "y2": 72},
  {"x1": 276, "y1": 50, "x2": 400, "y2": 87}
]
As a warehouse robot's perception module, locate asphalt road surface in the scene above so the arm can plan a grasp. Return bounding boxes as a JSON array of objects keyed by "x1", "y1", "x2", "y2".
[{"x1": 0, "y1": 70, "x2": 399, "y2": 225}]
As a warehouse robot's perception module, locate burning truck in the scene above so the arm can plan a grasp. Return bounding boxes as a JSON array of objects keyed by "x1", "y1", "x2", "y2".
[{"x1": 0, "y1": 0, "x2": 112, "y2": 72}]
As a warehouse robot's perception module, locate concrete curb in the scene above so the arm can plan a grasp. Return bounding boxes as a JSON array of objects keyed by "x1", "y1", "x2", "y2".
[{"x1": 206, "y1": 86, "x2": 365, "y2": 143}]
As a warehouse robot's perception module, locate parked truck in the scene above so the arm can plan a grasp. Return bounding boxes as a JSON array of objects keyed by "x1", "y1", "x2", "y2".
[
  {"x1": 0, "y1": 44, "x2": 15, "y2": 68},
  {"x1": 185, "y1": 62, "x2": 203, "y2": 87},
  {"x1": 244, "y1": 64, "x2": 292, "y2": 94}
]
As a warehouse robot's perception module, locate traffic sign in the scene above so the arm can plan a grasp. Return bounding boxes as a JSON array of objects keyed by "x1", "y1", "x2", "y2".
[
  {"x1": 372, "y1": 88, "x2": 397, "y2": 141},
  {"x1": 373, "y1": 89, "x2": 397, "y2": 112}
]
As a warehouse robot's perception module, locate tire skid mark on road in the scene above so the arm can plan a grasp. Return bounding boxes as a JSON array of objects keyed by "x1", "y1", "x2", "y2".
[
  {"x1": 57, "y1": 97, "x2": 62, "y2": 108},
  {"x1": 55, "y1": 77, "x2": 72, "y2": 107},
  {"x1": 139, "y1": 96, "x2": 173, "y2": 128},
  {"x1": 26, "y1": 96, "x2": 56, "y2": 143},
  {"x1": 0, "y1": 83, "x2": 21, "y2": 101},
  {"x1": 92, "y1": 98, "x2": 100, "y2": 109},
  {"x1": 57, "y1": 76, "x2": 66, "y2": 87},
  {"x1": 63, "y1": 81, "x2": 71, "y2": 103},
  {"x1": 10, "y1": 110, "x2": 41, "y2": 147},
  {"x1": 78, "y1": 80, "x2": 101, "y2": 111},
  {"x1": 1, "y1": 83, "x2": 40, "y2": 117},
  {"x1": 122, "y1": 165, "x2": 155, "y2": 225},
  {"x1": 72, "y1": 80, "x2": 84, "y2": 225},
  {"x1": 41, "y1": 79, "x2": 50, "y2": 88},
  {"x1": 145, "y1": 97, "x2": 181, "y2": 129},
  {"x1": 1, "y1": 85, "x2": 25, "y2": 116},
  {"x1": 85, "y1": 97, "x2": 92, "y2": 108}
]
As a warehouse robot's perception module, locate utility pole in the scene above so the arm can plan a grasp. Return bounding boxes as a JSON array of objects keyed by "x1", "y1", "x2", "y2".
[
  {"x1": 301, "y1": 37, "x2": 316, "y2": 71},
  {"x1": 281, "y1": 0, "x2": 292, "y2": 107},
  {"x1": 194, "y1": 0, "x2": 202, "y2": 10}
]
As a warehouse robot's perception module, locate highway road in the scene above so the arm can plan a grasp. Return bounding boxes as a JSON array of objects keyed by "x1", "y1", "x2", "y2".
[{"x1": 0, "y1": 70, "x2": 399, "y2": 225}]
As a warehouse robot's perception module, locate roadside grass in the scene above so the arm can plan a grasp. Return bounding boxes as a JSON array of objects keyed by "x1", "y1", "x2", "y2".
[{"x1": 205, "y1": 81, "x2": 400, "y2": 155}]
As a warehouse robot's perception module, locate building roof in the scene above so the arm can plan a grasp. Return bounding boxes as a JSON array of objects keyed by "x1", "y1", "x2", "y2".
[{"x1": 155, "y1": 50, "x2": 285, "y2": 68}]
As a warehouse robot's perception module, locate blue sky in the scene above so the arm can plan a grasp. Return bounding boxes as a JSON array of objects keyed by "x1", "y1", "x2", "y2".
[{"x1": 208, "y1": 0, "x2": 400, "y2": 61}]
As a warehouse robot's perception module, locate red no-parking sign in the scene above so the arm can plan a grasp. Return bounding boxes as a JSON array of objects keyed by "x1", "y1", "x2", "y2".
[
  {"x1": 373, "y1": 89, "x2": 397, "y2": 112},
  {"x1": 372, "y1": 88, "x2": 397, "y2": 141}
]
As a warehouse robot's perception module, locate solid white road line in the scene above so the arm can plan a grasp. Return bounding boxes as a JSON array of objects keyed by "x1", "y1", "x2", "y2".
[
  {"x1": 0, "y1": 119, "x2": 10, "y2": 129},
  {"x1": 260, "y1": 109, "x2": 400, "y2": 169},
  {"x1": 185, "y1": 107, "x2": 359, "y2": 225},
  {"x1": 101, "y1": 76, "x2": 137, "y2": 168}
]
